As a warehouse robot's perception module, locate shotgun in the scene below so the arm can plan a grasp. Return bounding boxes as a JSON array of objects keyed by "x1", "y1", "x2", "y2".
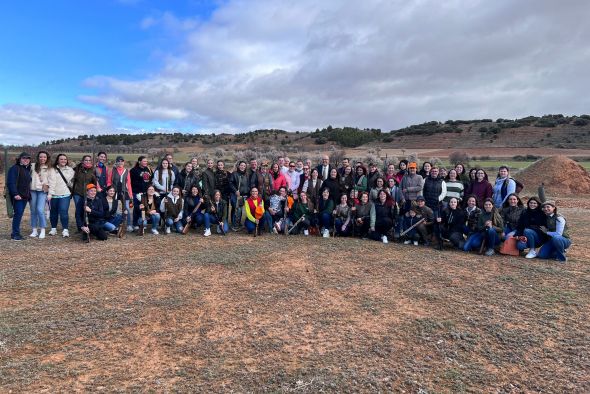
[
  {"x1": 288, "y1": 214, "x2": 305, "y2": 235},
  {"x1": 400, "y1": 217, "x2": 426, "y2": 237},
  {"x1": 83, "y1": 193, "x2": 91, "y2": 243}
]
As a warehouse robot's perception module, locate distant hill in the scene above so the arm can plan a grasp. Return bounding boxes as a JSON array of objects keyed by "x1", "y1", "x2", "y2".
[{"x1": 15, "y1": 114, "x2": 590, "y2": 152}]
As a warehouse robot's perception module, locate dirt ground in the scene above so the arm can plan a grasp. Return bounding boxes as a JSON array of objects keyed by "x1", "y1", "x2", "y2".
[{"x1": 0, "y1": 192, "x2": 588, "y2": 392}]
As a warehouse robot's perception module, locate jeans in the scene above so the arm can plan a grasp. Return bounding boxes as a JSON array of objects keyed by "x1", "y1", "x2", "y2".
[
  {"x1": 124, "y1": 199, "x2": 132, "y2": 226},
  {"x1": 50, "y1": 196, "x2": 70, "y2": 230},
  {"x1": 335, "y1": 218, "x2": 352, "y2": 236},
  {"x1": 140, "y1": 213, "x2": 161, "y2": 229},
  {"x1": 72, "y1": 194, "x2": 84, "y2": 230},
  {"x1": 244, "y1": 212, "x2": 272, "y2": 233},
  {"x1": 165, "y1": 218, "x2": 183, "y2": 233},
  {"x1": 517, "y1": 228, "x2": 542, "y2": 251},
  {"x1": 538, "y1": 235, "x2": 571, "y2": 262},
  {"x1": 132, "y1": 195, "x2": 141, "y2": 226},
  {"x1": 185, "y1": 212, "x2": 204, "y2": 227},
  {"x1": 30, "y1": 190, "x2": 48, "y2": 228},
  {"x1": 103, "y1": 214, "x2": 123, "y2": 232},
  {"x1": 204, "y1": 213, "x2": 229, "y2": 232},
  {"x1": 11, "y1": 198, "x2": 28, "y2": 237},
  {"x1": 503, "y1": 225, "x2": 517, "y2": 240},
  {"x1": 319, "y1": 212, "x2": 332, "y2": 229},
  {"x1": 463, "y1": 228, "x2": 500, "y2": 251}
]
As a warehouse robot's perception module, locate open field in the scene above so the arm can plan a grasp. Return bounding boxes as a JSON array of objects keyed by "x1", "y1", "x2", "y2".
[
  {"x1": 5, "y1": 149, "x2": 590, "y2": 172},
  {"x1": 1, "y1": 182, "x2": 588, "y2": 391}
]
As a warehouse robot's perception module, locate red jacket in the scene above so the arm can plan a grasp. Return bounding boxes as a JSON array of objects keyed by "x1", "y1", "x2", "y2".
[{"x1": 271, "y1": 172, "x2": 287, "y2": 192}]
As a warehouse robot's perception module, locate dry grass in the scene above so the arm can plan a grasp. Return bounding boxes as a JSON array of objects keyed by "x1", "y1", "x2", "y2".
[{"x1": 0, "y1": 194, "x2": 588, "y2": 392}]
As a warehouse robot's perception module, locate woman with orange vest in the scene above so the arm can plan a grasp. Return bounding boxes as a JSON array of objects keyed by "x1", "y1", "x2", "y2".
[{"x1": 244, "y1": 187, "x2": 272, "y2": 235}]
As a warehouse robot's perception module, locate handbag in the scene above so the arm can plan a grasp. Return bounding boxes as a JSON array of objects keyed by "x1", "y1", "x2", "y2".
[
  {"x1": 499, "y1": 236, "x2": 520, "y2": 256},
  {"x1": 56, "y1": 167, "x2": 73, "y2": 194}
]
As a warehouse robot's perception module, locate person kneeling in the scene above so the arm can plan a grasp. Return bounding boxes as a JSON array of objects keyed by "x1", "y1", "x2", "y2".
[
  {"x1": 369, "y1": 190, "x2": 394, "y2": 244},
  {"x1": 244, "y1": 188, "x2": 271, "y2": 235},
  {"x1": 537, "y1": 201, "x2": 571, "y2": 262},
  {"x1": 437, "y1": 197, "x2": 466, "y2": 250},
  {"x1": 463, "y1": 198, "x2": 503, "y2": 256},
  {"x1": 79, "y1": 184, "x2": 108, "y2": 241},
  {"x1": 160, "y1": 186, "x2": 184, "y2": 234}
]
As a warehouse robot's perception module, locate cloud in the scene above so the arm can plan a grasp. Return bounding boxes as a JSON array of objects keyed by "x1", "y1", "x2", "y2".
[
  {"x1": 0, "y1": 104, "x2": 113, "y2": 145},
  {"x1": 83, "y1": 0, "x2": 590, "y2": 132},
  {"x1": 140, "y1": 11, "x2": 201, "y2": 32}
]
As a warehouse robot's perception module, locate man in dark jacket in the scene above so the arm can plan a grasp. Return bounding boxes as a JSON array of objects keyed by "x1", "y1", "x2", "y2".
[
  {"x1": 315, "y1": 155, "x2": 333, "y2": 181},
  {"x1": 7, "y1": 152, "x2": 32, "y2": 240},
  {"x1": 78, "y1": 184, "x2": 108, "y2": 241}
]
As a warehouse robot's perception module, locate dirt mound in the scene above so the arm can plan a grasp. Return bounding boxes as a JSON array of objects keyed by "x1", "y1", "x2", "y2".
[{"x1": 515, "y1": 155, "x2": 590, "y2": 196}]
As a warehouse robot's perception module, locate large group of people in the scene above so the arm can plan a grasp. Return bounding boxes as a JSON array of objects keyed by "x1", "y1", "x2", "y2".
[{"x1": 6, "y1": 150, "x2": 571, "y2": 262}]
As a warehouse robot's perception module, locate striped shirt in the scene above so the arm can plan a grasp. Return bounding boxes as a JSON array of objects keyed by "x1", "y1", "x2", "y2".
[{"x1": 444, "y1": 180, "x2": 464, "y2": 202}]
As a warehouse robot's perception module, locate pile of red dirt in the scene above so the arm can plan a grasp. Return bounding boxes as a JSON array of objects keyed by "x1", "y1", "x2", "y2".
[{"x1": 515, "y1": 155, "x2": 590, "y2": 196}]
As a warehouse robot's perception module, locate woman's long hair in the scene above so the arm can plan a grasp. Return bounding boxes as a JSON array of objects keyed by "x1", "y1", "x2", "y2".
[{"x1": 34, "y1": 151, "x2": 51, "y2": 174}]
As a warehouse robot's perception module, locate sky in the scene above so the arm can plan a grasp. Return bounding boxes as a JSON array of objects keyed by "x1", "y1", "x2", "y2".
[{"x1": 1, "y1": 0, "x2": 589, "y2": 145}]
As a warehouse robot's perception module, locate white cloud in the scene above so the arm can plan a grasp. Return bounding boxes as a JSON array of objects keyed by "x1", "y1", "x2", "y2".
[
  {"x1": 82, "y1": 0, "x2": 590, "y2": 133},
  {"x1": 0, "y1": 104, "x2": 112, "y2": 145},
  {"x1": 7, "y1": 0, "x2": 590, "y2": 146}
]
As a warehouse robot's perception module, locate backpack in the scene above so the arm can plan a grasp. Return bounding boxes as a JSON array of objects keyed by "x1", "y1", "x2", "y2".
[{"x1": 501, "y1": 177, "x2": 524, "y2": 198}]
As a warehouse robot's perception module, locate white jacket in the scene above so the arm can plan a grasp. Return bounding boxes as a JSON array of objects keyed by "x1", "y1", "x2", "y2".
[
  {"x1": 48, "y1": 166, "x2": 74, "y2": 198},
  {"x1": 30, "y1": 164, "x2": 50, "y2": 191}
]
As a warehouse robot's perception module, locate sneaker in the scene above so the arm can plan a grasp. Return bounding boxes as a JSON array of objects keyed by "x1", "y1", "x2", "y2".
[
  {"x1": 11, "y1": 234, "x2": 23, "y2": 241},
  {"x1": 62, "y1": 229, "x2": 70, "y2": 238},
  {"x1": 382, "y1": 235, "x2": 388, "y2": 244},
  {"x1": 39, "y1": 229, "x2": 46, "y2": 239},
  {"x1": 29, "y1": 229, "x2": 38, "y2": 237},
  {"x1": 134, "y1": 225, "x2": 139, "y2": 231},
  {"x1": 151, "y1": 229, "x2": 159, "y2": 235},
  {"x1": 127, "y1": 225, "x2": 135, "y2": 232},
  {"x1": 525, "y1": 250, "x2": 537, "y2": 259},
  {"x1": 322, "y1": 229, "x2": 329, "y2": 238},
  {"x1": 413, "y1": 241, "x2": 419, "y2": 246},
  {"x1": 485, "y1": 248, "x2": 495, "y2": 256},
  {"x1": 404, "y1": 240, "x2": 412, "y2": 245},
  {"x1": 303, "y1": 229, "x2": 309, "y2": 236},
  {"x1": 165, "y1": 226, "x2": 171, "y2": 234},
  {"x1": 49, "y1": 228, "x2": 57, "y2": 236},
  {"x1": 204, "y1": 228, "x2": 211, "y2": 237}
]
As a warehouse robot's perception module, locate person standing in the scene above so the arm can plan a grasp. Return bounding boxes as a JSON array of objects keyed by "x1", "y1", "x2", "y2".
[
  {"x1": 109, "y1": 156, "x2": 134, "y2": 232},
  {"x1": 94, "y1": 151, "x2": 110, "y2": 196},
  {"x1": 316, "y1": 155, "x2": 332, "y2": 181},
  {"x1": 202, "y1": 159, "x2": 216, "y2": 201},
  {"x1": 399, "y1": 162, "x2": 423, "y2": 214},
  {"x1": 214, "y1": 160, "x2": 231, "y2": 220},
  {"x1": 29, "y1": 151, "x2": 50, "y2": 239},
  {"x1": 164, "y1": 153, "x2": 181, "y2": 187},
  {"x1": 72, "y1": 155, "x2": 97, "y2": 232},
  {"x1": 47, "y1": 154, "x2": 74, "y2": 237},
  {"x1": 229, "y1": 161, "x2": 249, "y2": 229},
  {"x1": 492, "y1": 165, "x2": 516, "y2": 208},
  {"x1": 130, "y1": 156, "x2": 153, "y2": 228},
  {"x1": 7, "y1": 152, "x2": 32, "y2": 240}
]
